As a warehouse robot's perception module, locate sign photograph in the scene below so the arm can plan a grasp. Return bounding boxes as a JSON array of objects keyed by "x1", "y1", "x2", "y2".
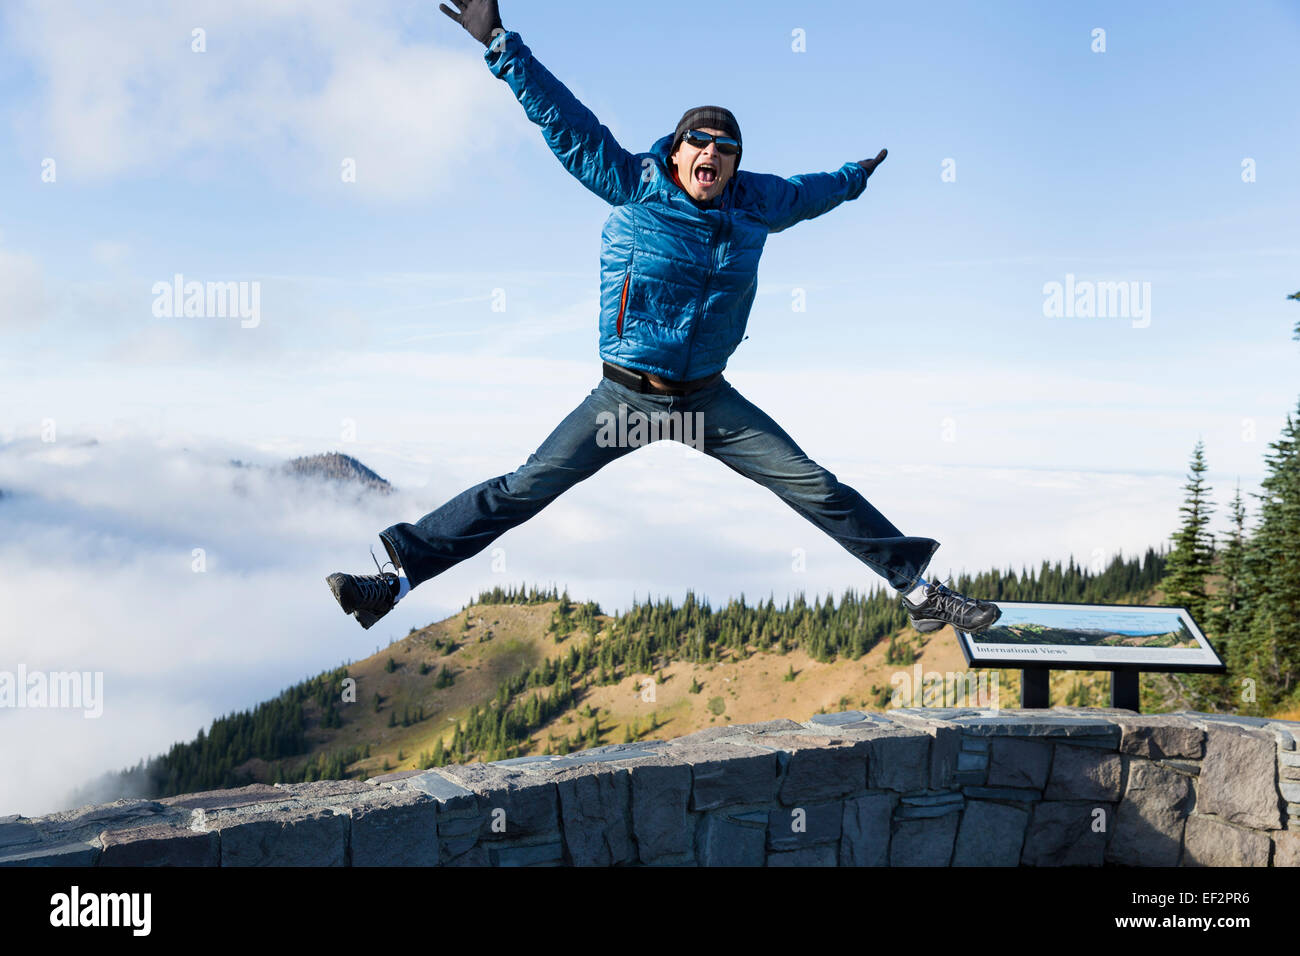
[{"x1": 956, "y1": 602, "x2": 1226, "y2": 671}]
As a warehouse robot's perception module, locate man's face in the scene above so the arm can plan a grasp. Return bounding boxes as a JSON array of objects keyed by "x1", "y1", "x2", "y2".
[{"x1": 671, "y1": 127, "x2": 737, "y2": 203}]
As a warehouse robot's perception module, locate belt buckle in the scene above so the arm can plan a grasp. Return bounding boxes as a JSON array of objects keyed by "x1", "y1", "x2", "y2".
[
  {"x1": 639, "y1": 370, "x2": 674, "y2": 394},
  {"x1": 649, "y1": 375, "x2": 685, "y2": 396}
]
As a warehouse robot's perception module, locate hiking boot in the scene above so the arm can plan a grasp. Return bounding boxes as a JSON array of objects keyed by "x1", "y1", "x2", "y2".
[
  {"x1": 902, "y1": 579, "x2": 1002, "y2": 634},
  {"x1": 327, "y1": 570, "x2": 398, "y2": 629},
  {"x1": 327, "y1": 547, "x2": 399, "y2": 629}
]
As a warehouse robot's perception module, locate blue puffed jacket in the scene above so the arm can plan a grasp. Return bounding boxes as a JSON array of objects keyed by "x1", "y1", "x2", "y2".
[{"x1": 484, "y1": 31, "x2": 870, "y2": 382}]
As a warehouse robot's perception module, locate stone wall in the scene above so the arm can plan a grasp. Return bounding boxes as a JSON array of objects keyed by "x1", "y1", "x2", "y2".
[{"x1": 3, "y1": 707, "x2": 1298, "y2": 866}]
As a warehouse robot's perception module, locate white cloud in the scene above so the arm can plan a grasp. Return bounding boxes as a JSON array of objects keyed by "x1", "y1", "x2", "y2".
[
  {"x1": 0, "y1": 245, "x2": 50, "y2": 327},
  {"x1": 0, "y1": 434, "x2": 464, "y2": 816},
  {"x1": 3, "y1": 0, "x2": 520, "y2": 199}
]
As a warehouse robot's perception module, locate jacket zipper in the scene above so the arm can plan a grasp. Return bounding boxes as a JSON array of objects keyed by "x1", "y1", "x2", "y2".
[
  {"x1": 616, "y1": 265, "x2": 631, "y2": 337},
  {"x1": 684, "y1": 216, "x2": 725, "y2": 377}
]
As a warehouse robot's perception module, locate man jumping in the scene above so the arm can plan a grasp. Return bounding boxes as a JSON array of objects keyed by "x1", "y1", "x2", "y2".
[{"x1": 327, "y1": 0, "x2": 1001, "y2": 637}]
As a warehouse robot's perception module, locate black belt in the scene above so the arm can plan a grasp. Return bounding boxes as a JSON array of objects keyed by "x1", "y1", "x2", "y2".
[{"x1": 602, "y1": 361, "x2": 722, "y2": 396}]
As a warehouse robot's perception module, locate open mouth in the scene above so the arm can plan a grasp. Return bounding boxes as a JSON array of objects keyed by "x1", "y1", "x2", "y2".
[{"x1": 695, "y1": 163, "x2": 718, "y2": 186}]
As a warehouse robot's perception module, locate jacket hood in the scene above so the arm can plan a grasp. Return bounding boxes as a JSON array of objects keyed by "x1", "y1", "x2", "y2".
[{"x1": 651, "y1": 133, "x2": 675, "y2": 163}]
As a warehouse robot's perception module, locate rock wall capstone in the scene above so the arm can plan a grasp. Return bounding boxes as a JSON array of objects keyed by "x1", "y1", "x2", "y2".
[{"x1": 4, "y1": 707, "x2": 1298, "y2": 867}]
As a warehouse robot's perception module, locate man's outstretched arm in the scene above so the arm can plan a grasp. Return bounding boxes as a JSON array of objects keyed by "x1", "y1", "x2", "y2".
[
  {"x1": 753, "y1": 149, "x2": 888, "y2": 234},
  {"x1": 440, "y1": 0, "x2": 641, "y2": 206}
]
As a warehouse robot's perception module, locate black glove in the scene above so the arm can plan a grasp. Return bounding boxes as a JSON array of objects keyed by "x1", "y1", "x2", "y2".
[
  {"x1": 438, "y1": 0, "x2": 504, "y2": 48},
  {"x1": 856, "y1": 148, "x2": 887, "y2": 177}
]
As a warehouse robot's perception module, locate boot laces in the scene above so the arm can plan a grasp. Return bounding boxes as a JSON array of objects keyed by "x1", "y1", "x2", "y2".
[
  {"x1": 928, "y1": 579, "x2": 979, "y2": 617},
  {"x1": 370, "y1": 544, "x2": 398, "y2": 577},
  {"x1": 353, "y1": 546, "x2": 397, "y2": 607}
]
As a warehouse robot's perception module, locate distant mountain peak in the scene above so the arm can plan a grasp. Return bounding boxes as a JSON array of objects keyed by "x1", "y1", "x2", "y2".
[{"x1": 281, "y1": 452, "x2": 392, "y2": 494}]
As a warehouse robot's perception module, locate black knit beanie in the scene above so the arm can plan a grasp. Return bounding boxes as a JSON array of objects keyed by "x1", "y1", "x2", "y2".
[{"x1": 672, "y1": 105, "x2": 742, "y2": 168}]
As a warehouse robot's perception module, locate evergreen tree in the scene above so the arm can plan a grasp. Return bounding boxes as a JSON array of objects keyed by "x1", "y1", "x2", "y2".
[
  {"x1": 1163, "y1": 438, "x2": 1216, "y2": 623},
  {"x1": 1207, "y1": 481, "x2": 1250, "y2": 647},
  {"x1": 1232, "y1": 405, "x2": 1300, "y2": 712}
]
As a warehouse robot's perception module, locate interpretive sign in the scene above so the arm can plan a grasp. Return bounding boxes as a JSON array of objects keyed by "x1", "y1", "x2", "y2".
[{"x1": 955, "y1": 602, "x2": 1224, "y2": 711}]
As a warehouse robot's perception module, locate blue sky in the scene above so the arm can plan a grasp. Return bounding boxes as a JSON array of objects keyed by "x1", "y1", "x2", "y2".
[
  {"x1": 0, "y1": 0, "x2": 1298, "y2": 814},
  {"x1": 3, "y1": 1, "x2": 1296, "y2": 461}
]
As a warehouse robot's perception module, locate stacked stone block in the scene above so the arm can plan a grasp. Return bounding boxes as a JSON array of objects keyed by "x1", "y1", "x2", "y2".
[{"x1": 3, "y1": 708, "x2": 1297, "y2": 866}]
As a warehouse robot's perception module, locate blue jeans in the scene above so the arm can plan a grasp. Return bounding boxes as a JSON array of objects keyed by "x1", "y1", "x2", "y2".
[{"x1": 380, "y1": 375, "x2": 939, "y2": 593}]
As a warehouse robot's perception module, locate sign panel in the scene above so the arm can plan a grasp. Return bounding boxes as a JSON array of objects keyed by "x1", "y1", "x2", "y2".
[{"x1": 955, "y1": 601, "x2": 1226, "y2": 671}]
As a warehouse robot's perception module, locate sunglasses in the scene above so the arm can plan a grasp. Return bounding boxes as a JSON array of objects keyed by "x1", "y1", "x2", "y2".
[{"x1": 682, "y1": 129, "x2": 741, "y2": 156}]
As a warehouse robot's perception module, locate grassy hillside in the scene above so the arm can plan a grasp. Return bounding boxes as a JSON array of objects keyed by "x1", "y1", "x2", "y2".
[
  {"x1": 92, "y1": 545, "x2": 1300, "y2": 802},
  {"x1": 246, "y1": 598, "x2": 1125, "y2": 782}
]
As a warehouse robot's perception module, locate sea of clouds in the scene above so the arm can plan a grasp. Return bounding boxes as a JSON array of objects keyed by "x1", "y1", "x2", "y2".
[{"x1": 0, "y1": 421, "x2": 1198, "y2": 817}]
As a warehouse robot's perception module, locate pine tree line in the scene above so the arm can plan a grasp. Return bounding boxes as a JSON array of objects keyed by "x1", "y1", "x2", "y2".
[
  {"x1": 1162, "y1": 401, "x2": 1300, "y2": 714},
  {"x1": 469, "y1": 583, "x2": 573, "y2": 607},
  {"x1": 420, "y1": 551, "x2": 1168, "y2": 766}
]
